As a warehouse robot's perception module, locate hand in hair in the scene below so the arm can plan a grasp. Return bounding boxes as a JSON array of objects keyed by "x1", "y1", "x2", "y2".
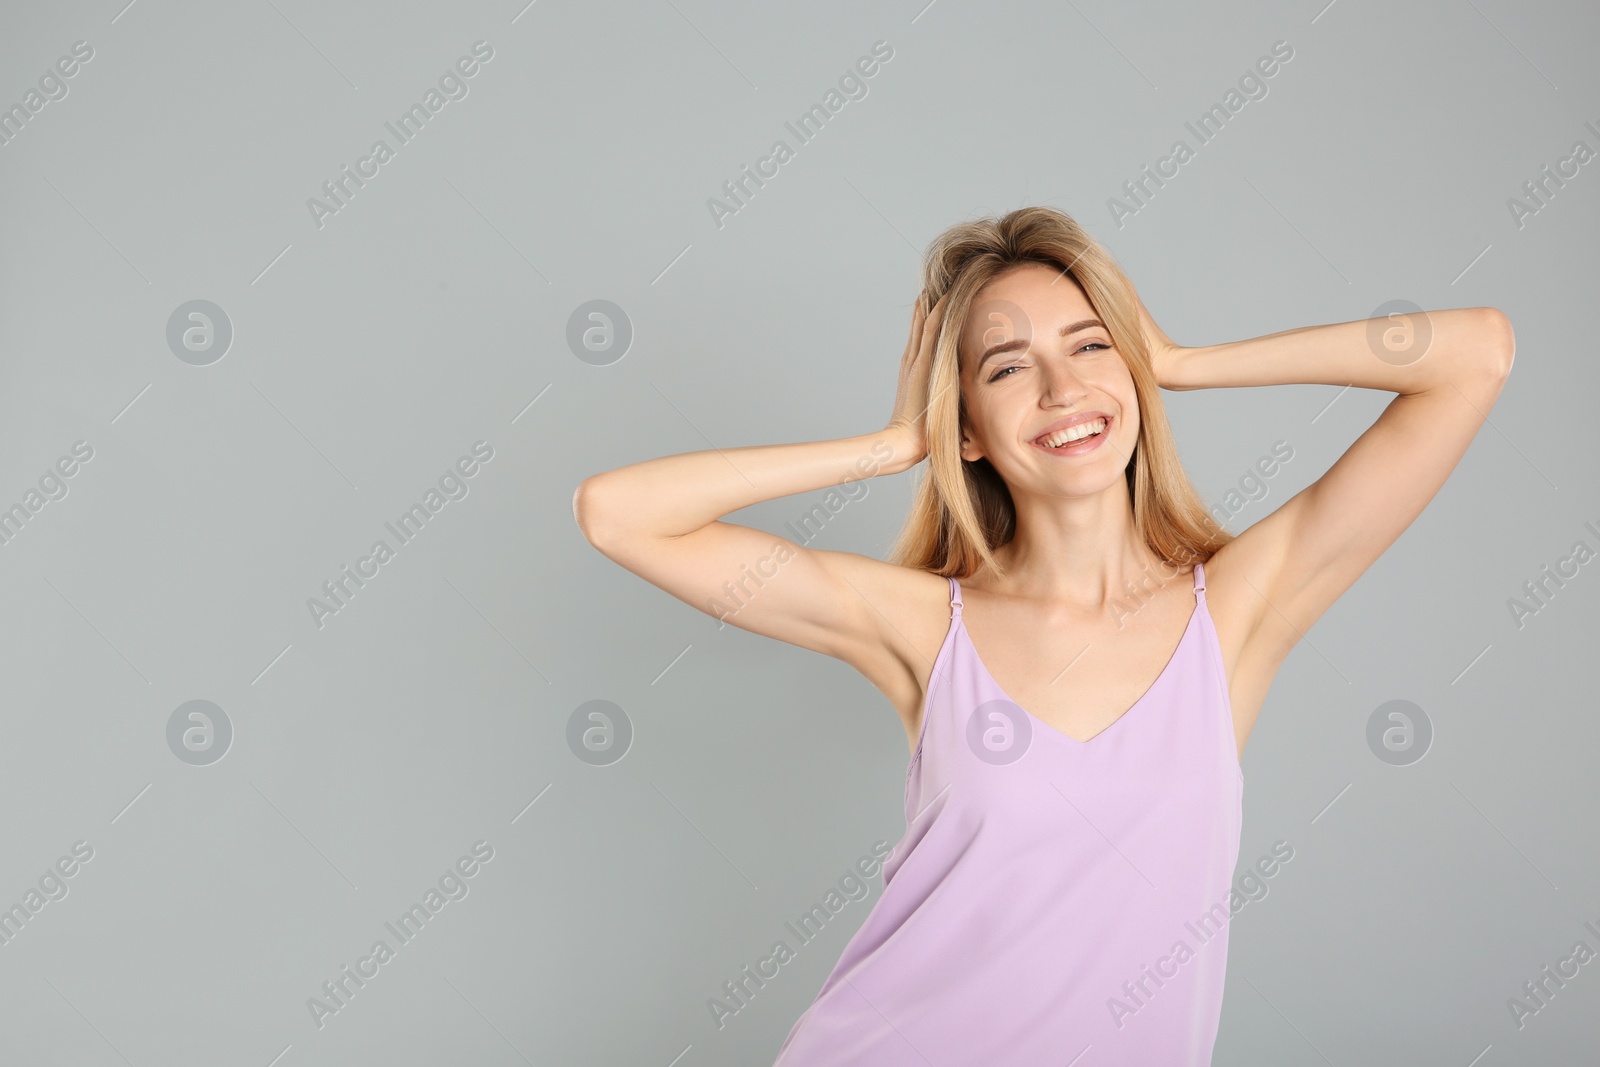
[
  {"x1": 1128, "y1": 282, "x2": 1183, "y2": 389},
  {"x1": 884, "y1": 290, "x2": 950, "y2": 467}
]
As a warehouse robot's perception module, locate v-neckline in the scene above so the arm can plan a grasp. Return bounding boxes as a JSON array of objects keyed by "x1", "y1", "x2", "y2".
[{"x1": 955, "y1": 589, "x2": 1202, "y2": 747}]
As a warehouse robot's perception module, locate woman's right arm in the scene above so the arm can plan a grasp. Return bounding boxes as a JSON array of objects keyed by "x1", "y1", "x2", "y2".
[
  {"x1": 573, "y1": 429, "x2": 916, "y2": 660},
  {"x1": 572, "y1": 292, "x2": 947, "y2": 670}
]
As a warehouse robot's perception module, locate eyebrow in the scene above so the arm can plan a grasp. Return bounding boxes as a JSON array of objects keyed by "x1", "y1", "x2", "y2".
[{"x1": 978, "y1": 317, "x2": 1106, "y2": 366}]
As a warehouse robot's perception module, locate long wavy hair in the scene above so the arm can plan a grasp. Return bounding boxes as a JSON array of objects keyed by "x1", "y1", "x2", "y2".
[{"x1": 887, "y1": 205, "x2": 1232, "y2": 582}]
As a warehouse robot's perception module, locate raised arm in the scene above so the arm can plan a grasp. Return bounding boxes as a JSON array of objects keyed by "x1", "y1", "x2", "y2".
[
  {"x1": 1150, "y1": 300, "x2": 1515, "y2": 659},
  {"x1": 572, "y1": 293, "x2": 947, "y2": 671}
]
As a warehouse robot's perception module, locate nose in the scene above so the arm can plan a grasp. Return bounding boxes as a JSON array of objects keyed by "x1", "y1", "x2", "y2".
[{"x1": 1039, "y1": 356, "x2": 1089, "y2": 410}]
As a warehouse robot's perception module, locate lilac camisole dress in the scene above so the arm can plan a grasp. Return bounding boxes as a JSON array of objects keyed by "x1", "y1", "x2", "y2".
[{"x1": 773, "y1": 563, "x2": 1244, "y2": 1065}]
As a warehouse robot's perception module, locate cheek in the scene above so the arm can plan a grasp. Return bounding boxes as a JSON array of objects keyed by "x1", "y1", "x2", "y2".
[
  {"x1": 1101, "y1": 381, "x2": 1140, "y2": 438},
  {"x1": 1101, "y1": 368, "x2": 1138, "y2": 412}
]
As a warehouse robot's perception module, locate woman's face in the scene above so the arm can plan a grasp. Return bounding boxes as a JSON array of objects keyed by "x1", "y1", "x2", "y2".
[{"x1": 956, "y1": 263, "x2": 1140, "y2": 497}]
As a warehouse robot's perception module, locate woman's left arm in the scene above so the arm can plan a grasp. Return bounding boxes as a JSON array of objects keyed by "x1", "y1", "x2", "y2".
[{"x1": 1150, "y1": 304, "x2": 1515, "y2": 651}]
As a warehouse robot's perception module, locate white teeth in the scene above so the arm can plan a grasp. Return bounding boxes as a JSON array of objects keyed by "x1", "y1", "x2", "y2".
[{"x1": 1039, "y1": 418, "x2": 1106, "y2": 448}]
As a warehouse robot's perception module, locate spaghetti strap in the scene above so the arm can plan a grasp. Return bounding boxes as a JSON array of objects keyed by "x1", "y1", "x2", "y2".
[
  {"x1": 1193, "y1": 561, "x2": 1206, "y2": 600},
  {"x1": 947, "y1": 576, "x2": 963, "y2": 618}
]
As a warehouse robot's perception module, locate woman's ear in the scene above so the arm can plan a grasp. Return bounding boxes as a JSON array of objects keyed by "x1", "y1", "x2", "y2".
[{"x1": 959, "y1": 427, "x2": 982, "y2": 462}]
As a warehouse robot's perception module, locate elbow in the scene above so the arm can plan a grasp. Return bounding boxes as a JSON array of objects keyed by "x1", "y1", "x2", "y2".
[
  {"x1": 573, "y1": 476, "x2": 619, "y2": 550},
  {"x1": 1477, "y1": 307, "x2": 1516, "y2": 378}
]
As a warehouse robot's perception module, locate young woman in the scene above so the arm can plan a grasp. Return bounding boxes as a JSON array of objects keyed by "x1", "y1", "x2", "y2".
[{"x1": 573, "y1": 206, "x2": 1514, "y2": 1065}]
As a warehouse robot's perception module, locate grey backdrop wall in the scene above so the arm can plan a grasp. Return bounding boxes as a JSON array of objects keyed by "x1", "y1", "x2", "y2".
[{"x1": 1, "y1": 0, "x2": 1596, "y2": 1064}]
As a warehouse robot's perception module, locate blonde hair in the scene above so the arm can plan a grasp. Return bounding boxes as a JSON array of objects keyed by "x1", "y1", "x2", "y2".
[{"x1": 887, "y1": 205, "x2": 1232, "y2": 581}]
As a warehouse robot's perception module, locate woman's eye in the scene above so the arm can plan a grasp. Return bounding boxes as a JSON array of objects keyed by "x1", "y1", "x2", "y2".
[{"x1": 988, "y1": 342, "x2": 1109, "y2": 381}]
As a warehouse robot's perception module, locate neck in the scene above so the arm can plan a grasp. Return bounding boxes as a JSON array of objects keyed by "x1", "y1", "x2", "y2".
[{"x1": 979, "y1": 479, "x2": 1175, "y2": 610}]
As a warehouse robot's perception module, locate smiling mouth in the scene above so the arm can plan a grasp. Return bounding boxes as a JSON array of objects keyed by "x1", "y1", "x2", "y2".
[{"x1": 1032, "y1": 415, "x2": 1110, "y2": 451}]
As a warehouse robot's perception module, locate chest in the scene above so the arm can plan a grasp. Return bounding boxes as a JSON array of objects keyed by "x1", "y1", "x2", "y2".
[{"x1": 960, "y1": 601, "x2": 1199, "y2": 745}]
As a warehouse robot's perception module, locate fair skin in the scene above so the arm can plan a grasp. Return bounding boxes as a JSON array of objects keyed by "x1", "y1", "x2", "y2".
[{"x1": 573, "y1": 264, "x2": 1514, "y2": 764}]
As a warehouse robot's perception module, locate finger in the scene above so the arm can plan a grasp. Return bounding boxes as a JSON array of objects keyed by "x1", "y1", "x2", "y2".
[{"x1": 922, "y1": 297, "x2": 947, "y2": 341}]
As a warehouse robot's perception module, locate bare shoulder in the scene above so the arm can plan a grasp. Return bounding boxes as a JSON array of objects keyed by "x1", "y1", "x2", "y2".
[{"x1": 807, "y1": 549, "x2": 955, "y2": 737}]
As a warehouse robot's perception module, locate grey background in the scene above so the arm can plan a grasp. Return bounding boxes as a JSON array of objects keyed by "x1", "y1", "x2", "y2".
[{"x1": 0, "y1": 0, "x2": 1595, "y2": 1064}]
